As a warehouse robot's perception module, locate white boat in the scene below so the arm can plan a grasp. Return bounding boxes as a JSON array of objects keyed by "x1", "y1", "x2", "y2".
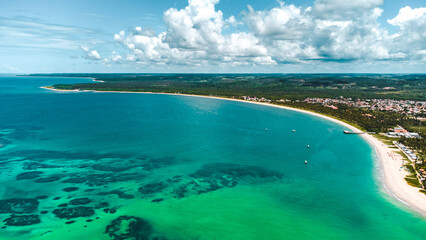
[
  {"x1": 304, "y1": 160, "x2": 308, "y2": 164},
  {"x1": 307, "y1": 145, "x2": 310, "y2": 148},
  {"x1": 292, "y1": 129, "x2": 296, "y2": 132}
]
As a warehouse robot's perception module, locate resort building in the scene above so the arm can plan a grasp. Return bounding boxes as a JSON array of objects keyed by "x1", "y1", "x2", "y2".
[{"x1": 386, "y1": 126, "x2": 421, "y2": 138}]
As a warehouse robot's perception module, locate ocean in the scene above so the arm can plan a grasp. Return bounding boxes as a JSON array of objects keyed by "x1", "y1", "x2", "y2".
[{"x1": 0, "y1": 76, "x2": 425, "y2": 240}]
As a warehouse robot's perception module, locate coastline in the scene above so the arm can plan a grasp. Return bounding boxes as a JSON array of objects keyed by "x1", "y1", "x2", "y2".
[{"x1": 41, "y1": 86, "x2": 426, "y2": 217}]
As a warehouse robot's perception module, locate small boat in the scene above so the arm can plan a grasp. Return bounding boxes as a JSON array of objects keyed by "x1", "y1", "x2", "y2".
[
  {"x1": 265, "y1": 128, "x2": 268, "y2": 132},
  {"x1": 304, "y1": 160, "x2": 308, "y2": 164},
  {"x1": 292, "y1": 129, "x2": 296, "y2": 132},
  {"x1": 307, "y1": 145, "x2": 310, "y2": 148}
]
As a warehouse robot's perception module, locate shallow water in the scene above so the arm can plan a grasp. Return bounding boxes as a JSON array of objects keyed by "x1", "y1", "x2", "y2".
[{"x1": 0, "y1": 76, "x2": 425, "y2": 240}]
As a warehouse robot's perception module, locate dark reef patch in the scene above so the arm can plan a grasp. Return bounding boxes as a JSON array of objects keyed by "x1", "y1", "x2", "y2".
[
  {"x1": 1, "y1": 150, "x2": 130, "y2": 162},
  {"x1": 141, "y1": 157, "x2": 176, "y2": 171},
  {"x1": 16, "y1": 171, "x2": 44, "y2": 180},
  {"x1": 58, "y1": 203, "x2": 68, "y2": 208},
  {"x1": 69, "y1": 198, "x2": 92, "y2": 205},
  {"x1": 97, "y1": 190, "x2": 134, "y2": 199},
  {"x1": 190, "y1": 163, "x2": 283, "y2": 180},
  {"x1": 36, "y1": 195, "x2": 48, "y2": 200},
  {"x1": 52, "y1": 207, "x2": 95, "y2": 219},
  {"x1": 3, "y1": 214, "x2": 40, "y2": 226},
  {"x1": 35, "y1": 175, "x2": 63, "y2": 183},
  {"x1": 138, "y1": 182, "x2": 167, "y2": 196},
  {"x1": 62, "y1": 187, "x2": 79, "y2": 192},
  {"x1": 63, "y1": 173, "x2": 143, "y2": 186},
  {"x1": 167, "y1": 175, "x2": 182, "y2": 183},
  {"x1": 23, "y1": 162, "x2": 59, "y2": 170},
  {"x1": 104, "y1": 208, "x2": 117, "y2": 214},
  {"x1": 171, "y1": 163, "x2": 283, "y2": 199},
  {"x1": 105, "y1": 216, "x2": 153, "y2": 240},
  {"x1": 0, "y1": 198, "x2": 39, "y2": 214},
  {"x1": 152, "y1": 198, "x2": 163, "y2": 203},
  {"x1": 92, "y1": 162, "x2": 134, "y2": 172},
  {"x1": 95, "y1": 202, "x2": 109, "y2": 209}
]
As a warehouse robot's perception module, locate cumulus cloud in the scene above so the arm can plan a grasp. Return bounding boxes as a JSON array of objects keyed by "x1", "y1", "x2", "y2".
[
  {"x1": 312, "y1": 7, "x2": 390, "y2": 60},
  {"x1": 111, "y1": 0, "x2": 269, "y2": 66},
  {"x1": 98, "y1": 0, "x2": 425, "y2": 68},
  {"x1": 244, "y1": 0, "x2": 389, "y2": 61},
  {"x1": 81, "y1": 46, "x2": 101, "y2": 60},
  {"x1": 244, "y1": 3, "x2": 311, "y2": 40},
  {"x1": 387, "y1": 6, "x2": 426, "y2": 56},
  {"x1": 387, "y1": 6, "x2": 426, "y2": 27},
  {"x1": 312, "y1": 0, "x2": 383, "y2": 19}
]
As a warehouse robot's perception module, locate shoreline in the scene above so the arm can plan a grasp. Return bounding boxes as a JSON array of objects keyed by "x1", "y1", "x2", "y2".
[{"x1": 41, "y1": 86, "x2": 426, "y2": 217}]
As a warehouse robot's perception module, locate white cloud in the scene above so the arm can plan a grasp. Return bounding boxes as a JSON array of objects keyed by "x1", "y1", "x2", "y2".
[
  {"x1": 162, "y1": 0, "x2": 225, "y2": 50},
  {"x1": 225, "y1": 16, "x2": 238, "y2": 26},
  {"x1": 244, "y1": 3, "x2": 311, "y2": 40},
  {"x1": 387, "y1": 7, "x2": 426, "y2": 57},
  {"x1": 81, "y1": 46, "x2": 101, "y2": 60},
  {"x1": 243, "y1": 1, "x2": 389, "y2": 61},
  {"x1": 313, "y1": 7, "x2": 390, "y2": 60},
  {"x1": 88, "y1": 50, "x2": 101, "y2": 60},
  {"x1": 111, "y1": 0, "x2": 270, "y2": 66},
  {"x1": 387, "y1": 6, "x2": 426, "y2": 27},
  {"x1": 312, "y1": 0, "x2": 383, "y2": 19},
  {"x1": 111, "y1": 54, "x2": 122, "y2": 62},
  {"x1": 99, "y1": 0, "x2": 425, "y2": 69}
]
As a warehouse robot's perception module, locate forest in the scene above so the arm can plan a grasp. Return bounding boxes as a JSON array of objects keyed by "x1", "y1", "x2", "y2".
[{"x1": 31, "y1": 73, "x2": 426, "y2": 101}]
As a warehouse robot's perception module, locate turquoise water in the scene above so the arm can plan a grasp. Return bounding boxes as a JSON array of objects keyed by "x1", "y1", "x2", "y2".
[{"x1": 0, "y1": 76, "x2": 424, "y2": 240}]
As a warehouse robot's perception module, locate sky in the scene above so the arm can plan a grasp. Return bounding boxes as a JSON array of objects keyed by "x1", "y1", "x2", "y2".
[{"x1": 0, "y1": 0, "x2": 425, "y2": 73}]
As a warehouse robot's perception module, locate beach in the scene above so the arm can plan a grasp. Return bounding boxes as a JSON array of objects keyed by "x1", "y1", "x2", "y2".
[{"x1": 41, "y1": 86, "x2": 426, "y2": 217}]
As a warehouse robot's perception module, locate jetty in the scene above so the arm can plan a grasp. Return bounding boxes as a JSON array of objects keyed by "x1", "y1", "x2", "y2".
[{"x1": 343, "y1": 130, "x2": 375, "y2": 134}]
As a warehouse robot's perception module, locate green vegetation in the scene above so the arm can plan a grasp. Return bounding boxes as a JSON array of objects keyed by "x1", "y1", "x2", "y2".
[
  {"x1": 405, "y1": 177, "x2": 421, "y2": 188},
  {"x1": 30, "y1": 73, "x2": 426, "y2": 101},
  {"x1": 403, "y1": 163, "x2": 421, "y2": 188},
  {"x1": 405, "y1": 164, "x2": 417, "y2": 177},
  {"x1": 404, "y1": 124, "x2": 426, "y2": 136},
  {"x1": 375, "y1": 134, "x2": 396, "y2": 145}
]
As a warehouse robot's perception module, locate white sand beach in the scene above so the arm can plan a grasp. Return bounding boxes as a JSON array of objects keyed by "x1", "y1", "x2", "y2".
[{"x1": 42, "y1": 87, "x2": 426, "y2": 217}]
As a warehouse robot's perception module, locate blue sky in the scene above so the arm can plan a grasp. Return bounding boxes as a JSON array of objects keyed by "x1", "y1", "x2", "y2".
[{"x1": 1, "y1": 0, "x2": 425, "y2": 73}]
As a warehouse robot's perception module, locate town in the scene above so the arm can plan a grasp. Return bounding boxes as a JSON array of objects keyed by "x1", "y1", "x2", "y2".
[
  {"x1": 303, "y1": 97, "x2": 426, "y2": 117},
  {"x1": 242, "y1": 95, "x2": 426, "y2": 118}
]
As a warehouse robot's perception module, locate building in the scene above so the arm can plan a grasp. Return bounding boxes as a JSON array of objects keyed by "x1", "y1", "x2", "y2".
[{"x1": 394, "y1": 126, "x2": 408, "y2": 133}]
